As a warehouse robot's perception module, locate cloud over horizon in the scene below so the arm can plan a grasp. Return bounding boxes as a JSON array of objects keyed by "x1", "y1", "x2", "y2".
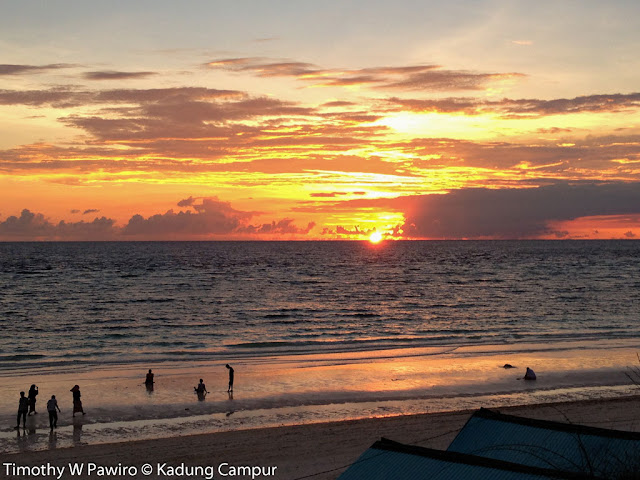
[
  {"x1": 0, "y1": 209, "x2": 116, "y2": 240},
  {"x1": 3, "y1": 183, "x2": 638, "y2": 241},
  {"x1": 400, "y1": 182, "x2": 640, "y2": 238},
  {"x1": 313, "y1": 181, "x2": 640, "y2": 239},
  {"x1": 0, "y1": 198, "x2": 316, "y2": 240}
]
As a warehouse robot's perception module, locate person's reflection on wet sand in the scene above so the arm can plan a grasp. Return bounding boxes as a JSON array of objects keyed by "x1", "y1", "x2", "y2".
[
  {"x1": 48, "y1": 430, "x2": 58, "y2": 450},
  {"x1": 73, "y1": 420, "x2": 83, "y2": 445}
]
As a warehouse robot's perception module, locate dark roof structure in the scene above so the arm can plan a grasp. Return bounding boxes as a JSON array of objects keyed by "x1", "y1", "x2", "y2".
[
  {"x1": 447, "y1": 408, "x2": 640, "y2": 478},
  {"x1": 337, "y1": 437, "x2": 591, "y2": 480}
]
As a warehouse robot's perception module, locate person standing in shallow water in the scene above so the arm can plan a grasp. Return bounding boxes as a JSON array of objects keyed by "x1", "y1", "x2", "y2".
[
  {"x1": 47, "y1": 395, "x2": 61, "y2": 430},
  {"x1": 226, "y1": 364, "x2": 234, "y2": 393},
  {"x1": 28, "y1": 384, "x2": 38, "y2": 415},
  {"x1": 15, "y1": 391, "x2": 29, "y2": 429},
  {"x1": 145, "y1": 369, "x2": 154, "y2": 392},
  {"x1": 70, "y1": 385, "x2": 85, "y2": 416}
]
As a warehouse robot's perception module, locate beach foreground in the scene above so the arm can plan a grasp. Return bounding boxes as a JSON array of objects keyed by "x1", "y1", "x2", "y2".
[{"x1": 4, "y1": 395, "x2": 639, "y2": 480}]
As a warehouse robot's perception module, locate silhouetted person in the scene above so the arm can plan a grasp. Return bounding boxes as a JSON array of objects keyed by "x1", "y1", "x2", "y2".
[
  {"x1": 194, "y1": 378, "x2": 208, "y2": 401},
  {"x1": 28, "y1": 384, "x2": 38, "y2": 415},
  {"x1": 70, "y1": 385, "x2": 85, "y2": 416},
  {"x1": 226, "y1": 364, "x2": 234, "y2": 392},
  {"x1": 524, "y1": 367, "x2": 537, "y2": 380},
  {"x1": 47, "y1": 395, "x2": 61, "y2": 430},
  {"x1": 145, "y1": 369, "x2": 155, "y2": 392},
  {"x1": 15, "y1": 391, "x2": 29, "y2": 429}
]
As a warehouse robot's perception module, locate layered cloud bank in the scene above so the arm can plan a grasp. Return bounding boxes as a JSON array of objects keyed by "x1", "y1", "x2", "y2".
[{"x1": 2, "y1": 183, "x2": 637, "y2": 240}]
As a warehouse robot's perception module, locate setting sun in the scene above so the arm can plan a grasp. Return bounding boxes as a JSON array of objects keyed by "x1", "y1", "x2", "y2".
[{"x1": 369, "y1": 231, "x2": 383, "y2": 243}]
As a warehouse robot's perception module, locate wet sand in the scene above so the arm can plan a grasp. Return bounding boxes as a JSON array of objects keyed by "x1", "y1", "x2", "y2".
[{"x1": 4, "y1": 395, "x2": 639, "y2": 480}]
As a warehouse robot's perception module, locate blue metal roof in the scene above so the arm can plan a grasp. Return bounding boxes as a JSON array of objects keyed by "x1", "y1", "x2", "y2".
[
  {"x1": 337, "y1": 438, "x2": 589, "y2": 480},
  {"x1": 447, "y1": 408, "x2": 640, "y2": 478}
]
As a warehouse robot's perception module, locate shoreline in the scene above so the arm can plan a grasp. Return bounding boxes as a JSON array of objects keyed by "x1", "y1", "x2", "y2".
[
  {"x1": 2, "y1": 339, "x2": 638, "y2": 462},
  {"x1": 4, "y1": 395, "x2": 639, "y2": 480}
]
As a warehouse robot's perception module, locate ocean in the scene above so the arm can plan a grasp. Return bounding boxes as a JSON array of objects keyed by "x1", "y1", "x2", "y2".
[{"x1": 1, "y1": 240, "x2": 639, "y2": 452}]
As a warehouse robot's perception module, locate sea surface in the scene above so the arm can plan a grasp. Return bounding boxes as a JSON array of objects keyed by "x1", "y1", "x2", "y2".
[
  {"x1": 2, "y1": 240, "x2": 640, "y2": 370},
  {"x1": 1, "y1": 240, "x2": 639, "y2": 453}
]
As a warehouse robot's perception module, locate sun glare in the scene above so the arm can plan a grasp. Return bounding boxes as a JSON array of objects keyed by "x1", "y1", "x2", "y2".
[{"x1": 369, "y1": 231, "x2": 383, "y2": 243}]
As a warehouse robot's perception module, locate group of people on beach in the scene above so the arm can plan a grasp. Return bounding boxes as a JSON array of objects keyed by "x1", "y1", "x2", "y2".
[
  {"x1": 15, "y1": 384, "x2": 85, "y2": 431},
  {"x1": 15, "y1": 364, "x2": 234, "y2": 430}
]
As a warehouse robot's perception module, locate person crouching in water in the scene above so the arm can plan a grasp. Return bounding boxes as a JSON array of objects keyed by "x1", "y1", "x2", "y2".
[
  {"x1": 47, "y1": 395, "x2": 61, "y2": 430},
  {"x1": 194, "y1": 379, "x2": 208, "y2": 401}
]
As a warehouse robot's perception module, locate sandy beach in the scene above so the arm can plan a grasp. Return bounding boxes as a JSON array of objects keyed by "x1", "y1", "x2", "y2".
[{"x1": 3, "y1": 395, "x2": 639, "y2": 480}]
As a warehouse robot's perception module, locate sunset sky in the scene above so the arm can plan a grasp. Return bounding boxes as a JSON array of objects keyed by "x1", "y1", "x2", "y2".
[{"x1": 1, "y1": 0, "x2": 639, "y2": 240}]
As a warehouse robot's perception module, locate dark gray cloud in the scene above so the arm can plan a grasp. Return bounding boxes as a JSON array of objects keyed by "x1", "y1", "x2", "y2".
[
  {"x1": 120, "y1": 197, "x2": 314, "y2": 238},
  {"x1": 0, "y1": 209, "x2": 116, "y2": 240},
  {"x1": 84, "y1": 71, "x2": 157, "y2": 80},
  {"x1": 177, "y1": 196, "x2": 196, "y2": 207},
  {"x1": 400, "y1": 182, "x2": 640, "y2": 239},
  {"x1": 83, "y1": 209, "x2": 100, "y2": 215},
  {"x1": 121, "y1": 197, "x2": 253, "y2": 236}
]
